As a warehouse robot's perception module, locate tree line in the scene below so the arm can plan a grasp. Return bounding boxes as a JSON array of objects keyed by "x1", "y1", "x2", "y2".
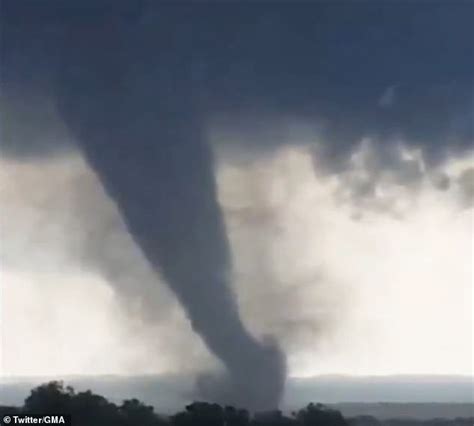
[
  {"x1": 0, "y1": 381, "x2": 346, "y2": 426},
  {"x1": 0, "y1": 382, "x2": 472, "y2": 426}
]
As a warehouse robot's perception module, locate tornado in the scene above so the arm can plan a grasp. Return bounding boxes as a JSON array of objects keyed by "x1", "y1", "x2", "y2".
[{"x1": 55, "y1": 8, "x2": 286, "y2": 410}]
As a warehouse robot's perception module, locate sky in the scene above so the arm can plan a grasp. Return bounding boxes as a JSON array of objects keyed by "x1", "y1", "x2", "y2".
[
  {"x1": 0, "y1": 0, "x2": 473, "y2": 384},
  {"x1": 1, "y1": 144, "x2": 472, "y2": 378}
]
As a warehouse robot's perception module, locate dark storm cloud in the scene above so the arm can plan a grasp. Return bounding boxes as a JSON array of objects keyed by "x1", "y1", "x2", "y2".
[
  {"x1": 1, "y1": 0, "x2": 472, "y2": 409},
  {"x1": 2, "y1": 0, "x2": 472, "y2": 162}
]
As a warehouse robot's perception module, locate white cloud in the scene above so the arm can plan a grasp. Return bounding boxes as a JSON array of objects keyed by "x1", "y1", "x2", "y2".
[{"x1": 1, "y1": 145, "x2": 472, "y2": 378}]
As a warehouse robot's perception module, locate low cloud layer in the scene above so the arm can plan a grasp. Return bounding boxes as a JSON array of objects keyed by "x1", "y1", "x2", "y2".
[{"x1": 1, "y1": 145, "x2": 472, "y2": 379}]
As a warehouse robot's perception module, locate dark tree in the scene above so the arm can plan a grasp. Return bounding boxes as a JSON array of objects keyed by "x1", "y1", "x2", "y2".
[
  {"x1": 252, "y1": 410, "x2": 297, "y2": 425},
  {"x1": 24, "y1": 381, "x2": 74, "y2": 414},
  {"x1": 294, "y1": 403, "x2": 348, "y2": 426},
  {"x1": 67, "y1": 390, "x2": 119, "y2": 426},
  {"x1": 119, "y1": 398, "x2": 167, "y2": 426},
  {"x1": 172, "y1": 402, "x2": 224, "y2": 426},
  {"x1": 23, "y1": 381, "x2": 166, "y2": 426},
  {"x1": 224, "y1": 405, "x2": 251, "y2": 426},
  {"x1": 5, "y1": 382, "x2": 357, "y2": 426}
]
